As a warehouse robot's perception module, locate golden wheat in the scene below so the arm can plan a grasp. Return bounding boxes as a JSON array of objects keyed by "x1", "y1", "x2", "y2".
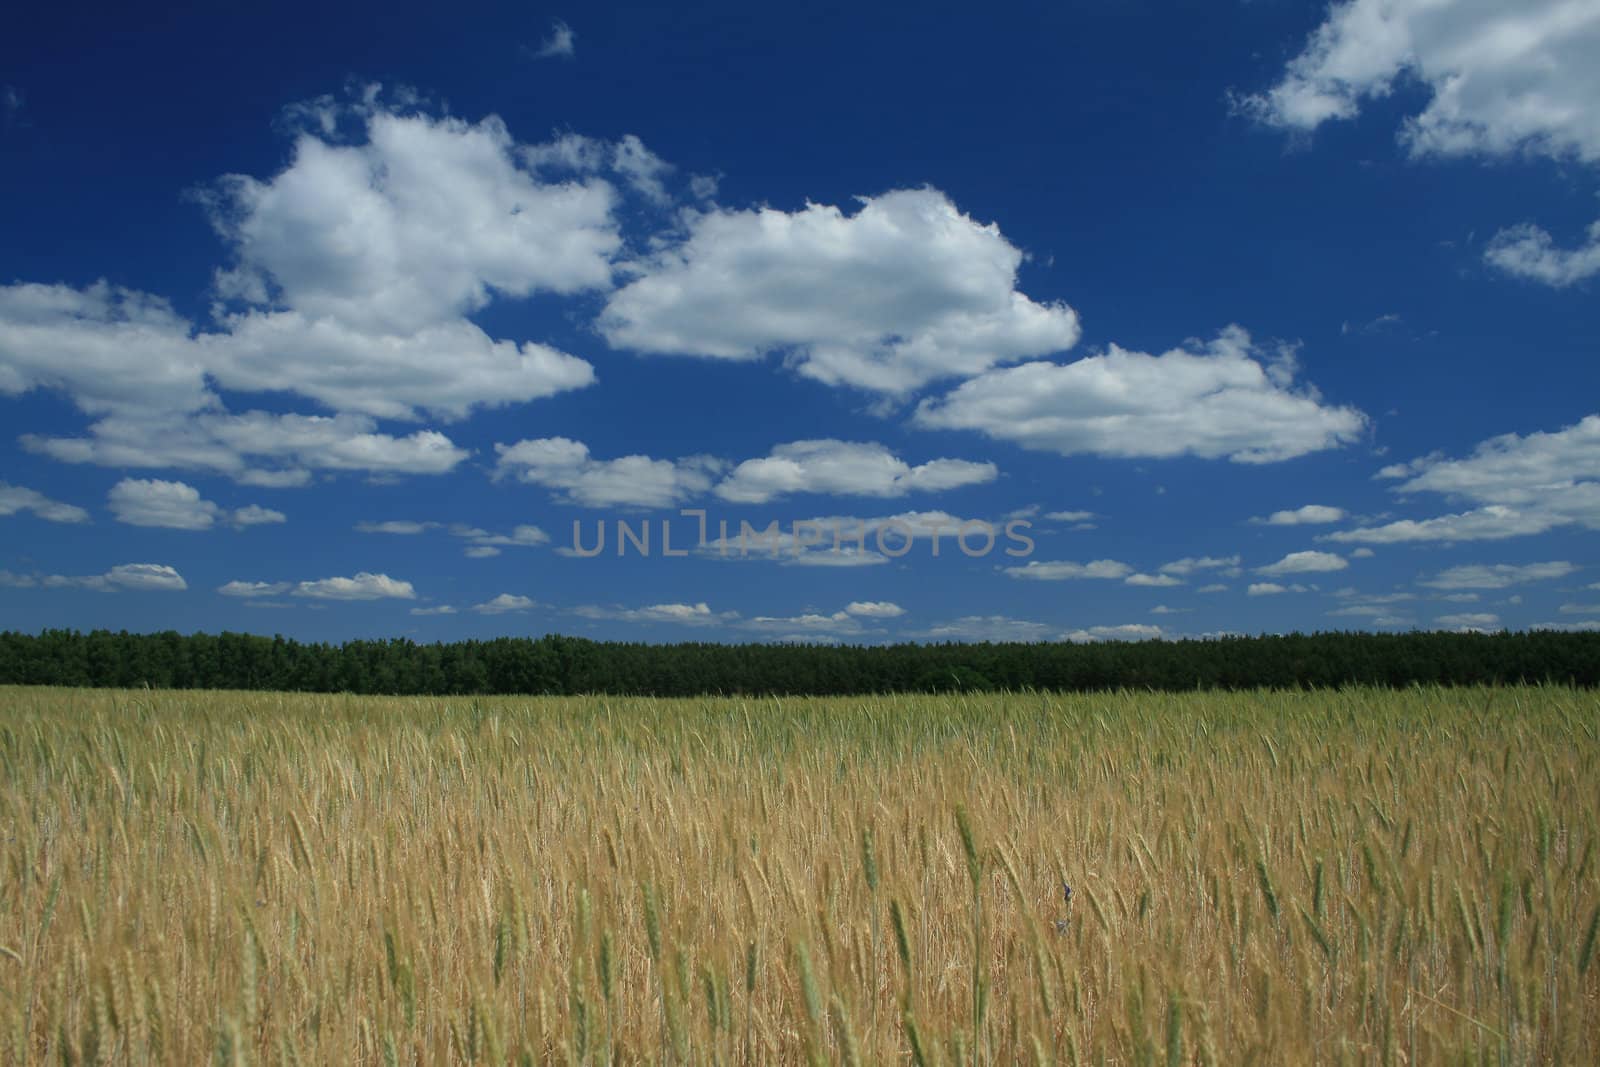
[{"x1": 0, "y1": 685, "x2": 1597, "y2": 1063}]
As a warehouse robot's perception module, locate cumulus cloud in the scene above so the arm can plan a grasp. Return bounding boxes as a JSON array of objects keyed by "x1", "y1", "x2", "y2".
[
  {"x1": 10, "y1": 563, "x2": 188, "y2": 592},
  {"x1": 204, "y1": 312, "x2": 596, "y2": 423},
  {"x1": 357, "y1": 520, "x2": 437, "y2": 535},
  {"x1": 1418, "y1": 561, "x2": 1578, "y2": 590},
  {"x1": 1003, "y1": 559, "x2": 1133, "y2": 581},
  {"x1": 1533, "y1": 620, "x2": 1600, "y2": 633},
  {"x1": 409, "y1": 605, "x2": 458, "y2": 616},
  {"x1": 1062, "y1": 624, "x2": 1163, "y2": 643},
  {"x1": 599, "y1": 188, "x2": 1081, "y2": 394},
  {"x1": 575, "y1": 601, "x2": 738, "y2": 626},
  {"x1": 495, "y1": 437, "x2": 722, "y2": 508},
  {"x1": 1325, "y1": 505, "x2": 1563, "y2": 544},
  {"x1": 204, "y1": 97, "x2": 618, "y2": 336},
  {"x1": 1330, "y1": 415, "x2": 1600, "y2": 543},
  {"x1": 919, "y1": 615, "x2": 1058, "y2": 642},
  {"x1": 914, "y1": 326, "x2": 1365, "y2": 463},
  {"x1": 23, "y1": 410, "x2": 468, "y2": 484},
  {"x1": 293, "y1": 572, "x2": 416, "y2": 600},
  {"x1": 1257, "y1": 504, "x2": 1346, "y2": 525},
  {"x1": 107, "y1": 479, "x2": 285, "y2": 530},
  {"x1": 1125, "y1": 573, "x2": 1183, "y2": 587},
  {"x1": 234, "y1": 504, "x2": 286, "y2": 526},
  {"x1": 1486, "y1": 219, "x2": 1600, "y2": 287},
  {"x1": 714, "y1": 440, "x2": 995, "y2": 504},
  {"x1": 361, "y1": 520, "x2": 550, "y2": 557},
  {"x1": 1, "y1": 93, "x2": 635, "y2": 488},
  {"x1": 473, "y1": 593, "x2": 535, "y2": 614},
  {"x1": 1247, "y1": 582, "x2": 1311, "y2": 596},
  {"x1": 611, "y1": 134, "x2": 673, "y2": 205},
  {"x1": 1436, "y1": 612, "x2": 1501, "y2": 630},
  {"x1": 0, "y1": 482, "x2": 88, "y2": 524},
  {"x1": 845, "y1": 600, "x2": 905, "y2": 618},
  {"x1": 1160, "y1": 555, "x2": 1242, "y2": 577},
  {"x1": 218, "y1": 580, "x2": 291, "y2": 598},
  {"x1": 1257, "y1": 550, "x2": 1348, "y2": 576},
  {"x1": 1238, "y1": 0, "x2": 1600, "y2": 163},
  {"x1": 743, "y1": 610, "x2": 871, "y2": 638},
  {"x1": 108, "y1": 478, "x2": 223, "y2": 530},
  {"x1": 531, "y1": 18, "x2": 576, "y2": 59}
]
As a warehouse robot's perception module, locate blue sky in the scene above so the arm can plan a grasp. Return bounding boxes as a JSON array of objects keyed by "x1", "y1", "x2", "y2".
[{"x1": 2, "y1": 0, "x2": 1598, "y2": 644}]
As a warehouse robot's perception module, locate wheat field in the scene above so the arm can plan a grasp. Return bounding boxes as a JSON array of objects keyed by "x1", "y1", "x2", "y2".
[{"x1": 1, "y1": 685, "x2": 1596, "y2": 1064}]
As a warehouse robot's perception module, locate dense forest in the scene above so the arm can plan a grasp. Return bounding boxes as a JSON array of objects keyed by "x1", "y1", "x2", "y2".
[{"x1": 0, "y1": 628, "x2": 1597, "y2": 695}]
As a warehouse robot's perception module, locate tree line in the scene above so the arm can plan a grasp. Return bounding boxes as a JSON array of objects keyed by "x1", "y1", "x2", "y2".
[{"x1": 0, "y1": 628, "x2": 1596, "y2": 695}]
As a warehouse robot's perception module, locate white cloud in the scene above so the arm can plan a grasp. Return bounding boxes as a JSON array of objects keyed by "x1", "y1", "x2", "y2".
[
  {"x1": 1257, "y1": 504, "x2": 1346, "y2": 525},
  {"x1": 1326, "y1": 505, "x2": 1567, "y2": 544},
  {"x1": 576, "y1": 601, "x2": 738, "y2": 626},
  {"x1": 219, "y1": 580, "x2": 291, "y2": 598},
  {"x1": 1239, "y1": 0, "x2": 1600, "y2": 163},
  {"x1": 111, "y1": 479, "x2": 289, "y2": 530},
  {"x1": 1003, "y1": 559, "x2": 1133, "y2": 581},
  {"x1": 1062, "y1": 624, "x2": 1163, "y2": 643},
  {"x1": 1436, "y1": 612, "x2": 1501, "y2": 631},
  {"x1": 1197, "y1": 583, "x2": 1229, "y2": 593},
  {"x1": 1328, "y1": 603, "x2": 1402, "y2": 618},
  {"x1": 0, "y1": 482, "x2": 89, "y2": 524},
  {"x1": 19, "y1": 563, "x2": 189, "y2": 593},
  {"x1": 1332, "y1": 415, "x2": 1600, "y2": 543},
  {"x1": 1150, "y1": 605, "x2": 1189, "y2": 615},
  {"x1": 204, "y1": 98, "x2": 618, "y2": 336},
  {"x1": 714, "y1": 440, "x2": 995, "y2": 504},
  {"x1": 1248, "y1": 582, "x2": 1311, "y2": 596},
  {"x1": 599, "y1": 188, "x2": 1082, "y2": 394},
  {"x1": 1350, "y1": 547, "x2": 1375, "y2": 558},
  {"x1": 1332, "y1": 589, "x2": 1415, "y2": 603},
  {"x1": 1418, "y1": 561, "x2": 1578, "y2": 590},
  {"x1": 1560, "y1": 603, "x2": 1600, "y2": 615},
  {"x1": 1160, "y1": 555, "x2": 1242, "y2": 576},
  {"x1": 0, "y1": 282, "x2": 213, "y2": 418},
  {"x1": 1257, "y1": 550, "x2": 1348, "y2": 576},
  {"x1": 531, "y1": 18, "x2": 576, "y2": 58},
  {"x1": 1125, "y1": 573, "x2": 1183, "y2": 587},
  {"x1": 206, "y1": 312, "x2": 596, "y2": 423},
  {"x1": 2, "y1": 94, "x2": 621, "y2": 488},
  {"x1": 1043, "y1": 509, "x2": 1097, "y2": 522},
  {"x1": 358, "y1": 520, "x2": 437, "y2": 535},
  {"x1": 234, "y1": 504, "x2": 285, "y2": 526},
  {"x1": 293, "y1": 572, "x2": 416, "y2": 600},
  {"x1": 611, "y1": 135, "x2": 673, "y2": 205},
  {"x1": 1486, "y1": 219, "x2": 1600, "y2": 287},
  {"x1": 744, "y1": 610, "x2": 868, "y2": 637},
  {"x1": 473, "y1": 593, "x2": 535, "y2": 614},
  {"x1": 24, "y1": 411, "x2": 468, "y2": 483},
  {"x1": 495, "y1": 437, "x2": 721, "y2": 508},
  {"x1": 845, "y1": 600, "x2": 905, "y2": 618},
  {"x1": 108, "y1": 478, "x2": 222, "y2": 530},
  {"x1": 1533, "y1": 620, "x2": 1600, "y2": 633},
  {"x1": 357, "y1": 520, "x2": 549, "y2": 554},
  {"x1": 919, "y1": 615, "x2": 1058, "y2": 642},
  {"x1": 409, "y1": 605, "x2": 458, "y2": 616},
  {"x1": 915, "y1": 326, "x2": 1365, "y2": 463}
]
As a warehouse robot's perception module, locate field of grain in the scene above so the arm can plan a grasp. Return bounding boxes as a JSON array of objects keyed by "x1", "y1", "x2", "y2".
[{"x1": 1, "y1": 685, "x2": 1597, "y2": 1064}]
